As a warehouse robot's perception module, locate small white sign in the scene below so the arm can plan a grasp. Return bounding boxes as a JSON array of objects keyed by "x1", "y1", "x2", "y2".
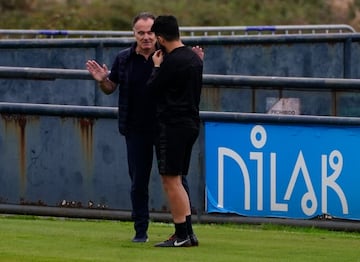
[{"x1": 266, "y1": 97, "x2": 300, "y2": 115}]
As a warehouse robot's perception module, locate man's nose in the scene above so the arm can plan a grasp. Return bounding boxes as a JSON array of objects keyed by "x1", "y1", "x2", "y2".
[{"x1": 144, "y1": 32, "x2": 152, "y2": 38}]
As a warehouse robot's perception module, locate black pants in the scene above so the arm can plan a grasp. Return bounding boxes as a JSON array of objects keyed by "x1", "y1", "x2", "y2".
[{"x1": 125, "y1": 131, "x2": 191, "y2": 237}]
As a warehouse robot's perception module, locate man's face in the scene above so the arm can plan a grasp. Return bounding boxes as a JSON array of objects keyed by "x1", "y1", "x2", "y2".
[
  {"x1": 156, "y1": 35, "x2": 166, "y2": 52},
  {"x1": 133, "y1": 18, "x2": 156, "y2": 51}
]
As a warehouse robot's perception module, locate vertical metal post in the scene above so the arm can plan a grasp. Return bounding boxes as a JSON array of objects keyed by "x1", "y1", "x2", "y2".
[
  {"x1": 343, "y1": 36, "x2": 352, "y2": 79},
  {"x1": 94, "y1": 42, "x2": 104, "y2": 106},
  {"x1": 336, "y1": 36, "x2": 353, "y2": 116}
]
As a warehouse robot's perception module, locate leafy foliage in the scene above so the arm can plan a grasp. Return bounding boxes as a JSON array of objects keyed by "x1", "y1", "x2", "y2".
[{"x1": 0, "y1": 0, "x2": 359, "y2": 31}]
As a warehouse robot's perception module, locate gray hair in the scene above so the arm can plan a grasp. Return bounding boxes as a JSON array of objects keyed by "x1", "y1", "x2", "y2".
[{"x1": 132, "y1": 12, "x2": 155, "y2": 27}]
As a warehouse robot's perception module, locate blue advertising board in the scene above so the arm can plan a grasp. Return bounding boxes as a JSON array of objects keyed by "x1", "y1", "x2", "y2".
[{"x1": 205, "y1": 122, "x2": 360, "y2": 220}]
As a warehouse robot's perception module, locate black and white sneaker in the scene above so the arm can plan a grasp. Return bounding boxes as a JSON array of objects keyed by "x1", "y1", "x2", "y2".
[
  {"x1": 189, "y1": 234, "x2": 199, "y2": 246},
  {"x1": 154, "y1": 235, "x2": 191, "y2": 247}
]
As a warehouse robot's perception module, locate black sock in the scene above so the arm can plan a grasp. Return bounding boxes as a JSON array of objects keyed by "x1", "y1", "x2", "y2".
[
  {"x1": 186, "y1": 215, "x2": 194, "y2": 235},
  {"x1": 175, "y1": 222, "x2": 188, "y2": 239}
]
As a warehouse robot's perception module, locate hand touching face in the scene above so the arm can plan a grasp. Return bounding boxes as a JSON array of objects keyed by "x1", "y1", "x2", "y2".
[{"x1": 152, "y1": 49, "x2": 164, "y2": 67}]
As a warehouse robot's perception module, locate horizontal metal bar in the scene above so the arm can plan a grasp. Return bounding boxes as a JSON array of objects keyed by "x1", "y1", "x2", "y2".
[
  {"x1": 245, "y1": 24, "x2": 355, "y2": 33},
  {"x1": 185, "y1": 33, "x2": 359, "y2": 45},
  {"x1": 36, "y1": 29, "x2": 132, "y2": 37},
  {"x1": 2, "y1": 66, "x2": 360, "y2": 90},
  {"x1": 0, "y1": 37, "x2": 135, "y2": 48},
  {"x1": 0, "y1": 67, "x2": 91, "y2": 80},
  {"x1": 1, "y1": 204, "x2": 359, "y2": 232},
  {"x1": 202, "y1": 74, "x2": 360, "y2": 89},
  {"x1": 0, "y1": 102, "x2": 117, "y2": 118},
  {"x1": 200, "y1": 111, "x2": 360, "y2": 126},
  {"x1": 245, "y1": 26, "x2": 276, "y2": 32},
  {"x1": 0, "y1": 24, "x2": 355, "y2": 38},
  {"x1": 0, "y1": 33, "x2": 359, "y2": 48},
  {"x1": 2, "y1": 102, "x2": 360, "y2": 126}
]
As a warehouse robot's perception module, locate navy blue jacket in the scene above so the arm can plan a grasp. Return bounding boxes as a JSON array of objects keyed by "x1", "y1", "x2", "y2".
[{"x1": 108, "y1": 43, "x2": 155, "y2": 135}]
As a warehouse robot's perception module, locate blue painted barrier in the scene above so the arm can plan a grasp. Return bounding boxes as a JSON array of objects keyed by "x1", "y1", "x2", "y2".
[{"x1": 1, "y1": 34, "x2": 360, "y2": 224}]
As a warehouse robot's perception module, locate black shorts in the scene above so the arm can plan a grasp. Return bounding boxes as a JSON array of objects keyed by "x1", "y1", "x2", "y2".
[{"x1": 155, "y1": 124, "x2": 199, "y2": 176}]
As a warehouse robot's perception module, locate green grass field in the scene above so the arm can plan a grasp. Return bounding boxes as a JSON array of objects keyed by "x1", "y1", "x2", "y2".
[{"x1": 0, "y1": 215, "x2": 359, "y2": 262}]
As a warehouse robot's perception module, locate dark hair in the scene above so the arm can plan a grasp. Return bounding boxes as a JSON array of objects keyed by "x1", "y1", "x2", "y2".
[
  {"x1": 151, "y1": 15, "x2": 180, "y2": 41},
  {"x1": 132, "y1": 12, "x2": 155, "y2": 27}
]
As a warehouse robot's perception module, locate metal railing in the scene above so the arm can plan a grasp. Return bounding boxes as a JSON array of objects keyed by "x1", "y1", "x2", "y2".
[
  {"x1": 0, "y1": 24, "x2": 355, "y2": 39},
  {"x1": 2, "y1": 66, "x2": 360, "y2": 119},
  {"x1": 1, "y1": 66, "x2": 360, "y2": 90},
  {"x1": 3, "y1": 66, "x2": 360, "y2": 230},
  {"x1": 2, "y1": 100, "x2": 360, "y2": 127}
]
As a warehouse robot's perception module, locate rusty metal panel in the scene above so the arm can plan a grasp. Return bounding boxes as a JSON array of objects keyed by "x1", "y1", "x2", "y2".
[
  {"x1": 0, "y1": 113, "x2": 203, "y2": 212},
  {"x1": 0, "y1": 115, "x2": 133, "y2": 209}
]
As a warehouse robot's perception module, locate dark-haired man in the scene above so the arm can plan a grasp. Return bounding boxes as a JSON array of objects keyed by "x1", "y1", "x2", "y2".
[
  {"x1": 148, "y1": 15, "x2": 203, "y2": 247},
  {"x1": 86, "y1": 12, "x2": 202, "y2": 244}
]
